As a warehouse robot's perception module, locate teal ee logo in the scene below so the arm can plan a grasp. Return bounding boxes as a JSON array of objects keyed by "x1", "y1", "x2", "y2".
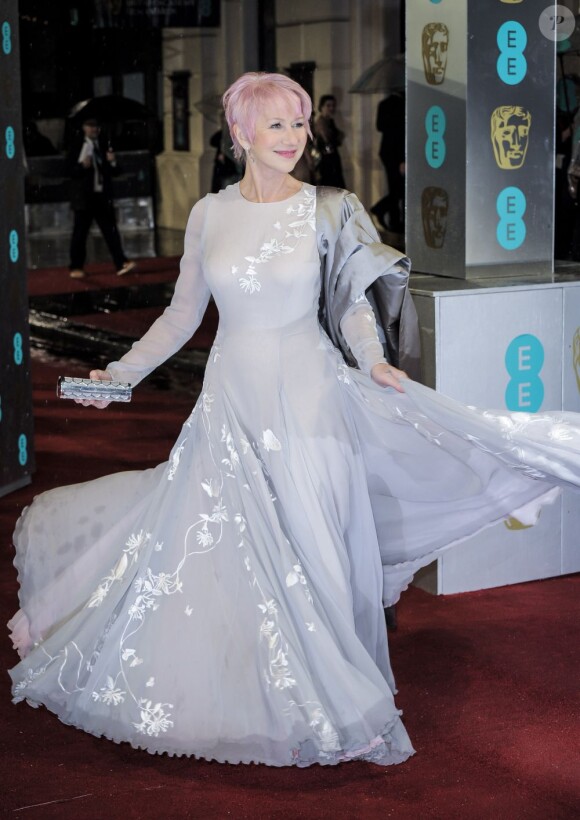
[
  {"x1": 505, "y1": 334, "x2": 544, "y2": 411},
  {"x1": 5, "y1": 125, "x2": 14, "y2": 158},
  {"x1": 18, "y1": 434, "x2": 28, "y2": 466},
  {"x1": 13, "y1": 332, "x2": 23, "y2": 365},
  {"x1": 425, "y1": 105, "x2": 446, "y2": 169},
  {"x1": 497, "y1": 21, "x2": 527, "y2": 85},
  {"x1": 9, "y1": 229, "x2": 19, "y2": 262},
  {"x1": 1, "y1": 21, "x2": 11, "y2": 55},
  {"x1": 496, "y1": 186, "x2": 526, "y2": 250}
]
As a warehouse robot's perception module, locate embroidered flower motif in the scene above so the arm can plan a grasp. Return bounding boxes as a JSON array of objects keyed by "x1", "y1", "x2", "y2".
[
  {"x1": 210, "y1": 501, "x2": 229, "y2": 523},
  {"x1": 201, "y1": 477, "x2": 220, "y2": 497},
  {"x1": 133, "y1": 701, "x2": 174, "y2": 736},
  {"x1": 258, "y1": 599, "x2": 278, "y2": 616},
  {"x1": 121, "y1": 648, "x2": 144, "y2": 667},
  {"x1": 146, "y1": 677, "x2": 155, "y2": 687},
  {"x1": 202, "y1": 392, "x2": 215, "y2": 413},
  {"x1": 235, "y1": 513, "x2": 247, "y2": 532},
  {"x1": 261, "y1": 429, "x2": 282, "y2": 451},
  {"x1": 236, "y1": 189, "x2": 315, "y2": 294},
  {"x1": 337, "y1": 363, "x2": 351, "y2": 384},
  {"x1": 124, "y1": 530, "x2": 151, "y2": 561},
  {"x1": 286, "y1": 561, "x2": 314, "y2": 603},
  {"x1": 196, "y1": 529, "x2": 214, "y2": 548},
  {"x1": 548, "y1": 424, "x2": 573, "y2": 441},
  {"x1": 92, "y1": 676, "x2": 126, "y2": 706},
  {"x1": 184, "y1": 605, "x2": 193, "y2": 616},
  {"x1": 239, "y1": 271, "x2": 261, "y2": 294},
  {"x1": 168, "y1": 440, "x2": 186, "y2": 481},
  {"x1": 87, "y1": 584, "x2": 108, "y2": 608}
]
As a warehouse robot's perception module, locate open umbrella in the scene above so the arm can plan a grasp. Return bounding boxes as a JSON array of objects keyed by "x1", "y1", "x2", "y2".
[
  {"x1": 69, "y1": 95, "x2": 155, "y2": 123},
  {"x1": 349, "y1": 55, "x2": 405, "y2": 95}
]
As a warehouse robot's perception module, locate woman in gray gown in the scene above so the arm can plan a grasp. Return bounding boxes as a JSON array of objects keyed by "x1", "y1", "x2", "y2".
[{"x1": 8, "y1": 72, "x2": 580, "y2": 768}]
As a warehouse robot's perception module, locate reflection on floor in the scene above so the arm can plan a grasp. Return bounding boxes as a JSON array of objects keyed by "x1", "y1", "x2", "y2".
[
  {"x1": 27, "y1": 227, "x2": 185, "y2": 270},
  {"x1": 28, "y1": 253, "x2": 218, "y2": 392}
]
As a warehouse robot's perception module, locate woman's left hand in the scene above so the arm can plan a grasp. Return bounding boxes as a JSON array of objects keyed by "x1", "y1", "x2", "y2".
[{"x1": 370, "y1": 363, "x2": 407, "y2": 393}]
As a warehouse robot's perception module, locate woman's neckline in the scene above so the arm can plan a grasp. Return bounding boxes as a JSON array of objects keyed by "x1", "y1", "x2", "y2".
[{"x1": 236, "y1": 181, "x2": 306, "y2": 204}]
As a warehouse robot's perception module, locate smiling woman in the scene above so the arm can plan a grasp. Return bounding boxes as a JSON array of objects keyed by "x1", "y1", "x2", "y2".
[{"x1": 223, "y1": 72, "x2": 313, "y2": 203}]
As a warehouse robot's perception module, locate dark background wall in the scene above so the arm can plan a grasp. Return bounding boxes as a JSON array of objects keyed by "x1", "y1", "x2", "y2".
[{"x1": 1, "y1": 0, "x2": 35, "y2": 497}]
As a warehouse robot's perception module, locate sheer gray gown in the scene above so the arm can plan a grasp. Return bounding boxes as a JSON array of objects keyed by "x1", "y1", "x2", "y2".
[{"x1": 8, "y1": 183, "x2": 580, "y2": 767}]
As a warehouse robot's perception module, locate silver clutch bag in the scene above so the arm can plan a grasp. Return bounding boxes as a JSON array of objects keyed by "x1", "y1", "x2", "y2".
[{"x1": 57, "y1": 376, "x2": 132, "y2": 402}]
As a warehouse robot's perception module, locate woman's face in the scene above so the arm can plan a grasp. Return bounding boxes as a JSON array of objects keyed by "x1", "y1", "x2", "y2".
[
  {"x1": 320, "y1": 99, "x2": 336, "y2": 117},
  {"x1": 238, "y1": 96, "x2": 307, "y2": 174}
]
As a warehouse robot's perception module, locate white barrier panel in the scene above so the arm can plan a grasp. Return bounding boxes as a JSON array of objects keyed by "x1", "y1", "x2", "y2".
[
  {"x1": 411, "y1": 277, "x2": 580, "y2": 594},
  {"x1": 562, "y1": 285, "x2": 580, "y2": 575}
]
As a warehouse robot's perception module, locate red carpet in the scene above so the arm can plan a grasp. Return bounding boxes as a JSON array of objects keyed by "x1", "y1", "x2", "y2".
[
  {"x1": 1, "y1": 352, "x2": 579, "y2": 818},
  {"x1": 27, "y1": 257, "x2": 181, "y2": 297}
]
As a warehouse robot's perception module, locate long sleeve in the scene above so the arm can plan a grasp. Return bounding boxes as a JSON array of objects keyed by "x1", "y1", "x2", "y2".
[
  {"x1": 340, "y1": 295, "x2": 387, "y2": 376},
  {"x1": 107, "y1": 197, "x2": 212, "y2": 386}
]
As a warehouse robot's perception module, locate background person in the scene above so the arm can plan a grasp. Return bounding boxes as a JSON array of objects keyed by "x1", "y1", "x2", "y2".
[
  {"x1": 371, "y1": 92, "x2": 405, "y2": 234},
  {"x1": 67, "y1": 116, "x2": 135, "y2": 279},
  {"x1": 313, "y1": 94, "x2": 346, "y2": 187}
]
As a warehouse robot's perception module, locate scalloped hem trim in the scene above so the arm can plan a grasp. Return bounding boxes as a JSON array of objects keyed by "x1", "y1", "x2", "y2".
[{"x1": 12, "y1": 696, "x2": 415, "y2": 768}]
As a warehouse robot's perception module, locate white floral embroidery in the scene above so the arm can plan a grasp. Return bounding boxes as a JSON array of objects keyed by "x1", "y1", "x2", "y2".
[
  {"x1": 124, "y1": 530, "x2": 151, "y2": 561},
  {"x1": 306, "y1": 622, "x2": 316, "y2": 632},
  {"x1": 184, "y1": 605, "x2": 193, "y2": 616},
  {"x1": 196, "y1": 528, "x2": 214, "y2": 548},
  {"x1": 201, "y1": 477, "x2": 220, "y2": 497},
  {"x1": 92, "y1": 675, "x2": 126, "y2": 705},
  {"x1": 202, "y1": 392, "x2": 215, "y2": 413},
  {"x1": 285, "y1": 560, "x2": 314, "y2": 604},
  {"x1": 168, "y1": 439, "x2": 187, "y2": 481},
  {"x1": 133, "y1": 700, "x2": 174, "y2": 737},
  {"x1": 548, "y1": 424, "x2": 573, "y2": 441},
  {"x1": 285, "y1": 700, "x2": 340, "y2": 756},
  {"x1": 235, "y1": 513, "x2": 246, "y2": 532},
  {"x1": 236, "y1": 188, "x2": 315, "y2": 295},
  {"x1": 337, "y1": 363, "x2": 351, "y2": 384},
  {"x1": 221, "y1": 425, "x2": 240, "y2": 472},
  {"x1": 86, "y1": 542, "x2": 136, "y2": 608},
  {"x1": 239, "y1": 271, "x2": 261, "y2": 294},
  {"x1": 261, "y1": 429, "x2": 282, "y2": 451},
  {"x1": 146, "y1": 677, "x2": 155, "y2": 687},
  {"x1": 122, "y1": 648, "x2": 144, "y2": 667}
]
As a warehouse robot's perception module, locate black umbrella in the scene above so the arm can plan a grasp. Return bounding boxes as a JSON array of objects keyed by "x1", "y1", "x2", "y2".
[
  {"x1": 349, "y1": 55, "x2": 405, "y2": 95},
  {"x1": 69, "y1": 95, "x2": 155, "y2": 124}
]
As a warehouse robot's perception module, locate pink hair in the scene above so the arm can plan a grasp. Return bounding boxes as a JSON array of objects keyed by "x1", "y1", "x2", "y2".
[{"x1": 223, "y1": 72, "x2": 313, "y2": 160}]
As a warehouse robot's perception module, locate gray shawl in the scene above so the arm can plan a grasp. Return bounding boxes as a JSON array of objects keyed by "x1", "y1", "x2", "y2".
[{"x1": 316, "y1": 186, "x2": 421, "y2": 381}]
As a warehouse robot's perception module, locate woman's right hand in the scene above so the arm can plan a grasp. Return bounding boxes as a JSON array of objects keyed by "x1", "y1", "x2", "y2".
[{"x1": 74, "y1": 369, "x2": 113, "y2": 409}]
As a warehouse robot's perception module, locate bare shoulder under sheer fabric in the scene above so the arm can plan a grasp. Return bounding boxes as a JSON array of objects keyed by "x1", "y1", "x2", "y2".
[{"x1": 8, "y1": 183, "x2": 580, "y2": 767}]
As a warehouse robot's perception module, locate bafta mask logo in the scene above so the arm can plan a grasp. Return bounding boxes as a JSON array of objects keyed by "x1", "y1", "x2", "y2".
[
  {"x1": 573, "y1": 328, "x2": 580, "y2": 393},
  {"x1": 491, "y1": 106, "x2": 531, "y2": 170},
  {"x1": 499, "y1": 1, "x2": 523, "y2": 4},
  {"x1": 422, "y1": 23, "x2": 449, "y2": 85},
  {"x1": 422, "y1": 187, "x2": 448, "y2": 249}
]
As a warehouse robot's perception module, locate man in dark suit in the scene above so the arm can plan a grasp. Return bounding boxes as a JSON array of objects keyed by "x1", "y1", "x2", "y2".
[
  {"x1": 370, "y1": 93, "x2": 405, "y2": 235},
  {"x1": 68, "y1": 116, "x2": 135, "y2": 279}
]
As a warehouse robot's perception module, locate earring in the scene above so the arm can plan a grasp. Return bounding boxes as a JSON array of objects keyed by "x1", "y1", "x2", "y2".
[{"x1": 247, "y1": 148, "x2": 255, "y2": 164}]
